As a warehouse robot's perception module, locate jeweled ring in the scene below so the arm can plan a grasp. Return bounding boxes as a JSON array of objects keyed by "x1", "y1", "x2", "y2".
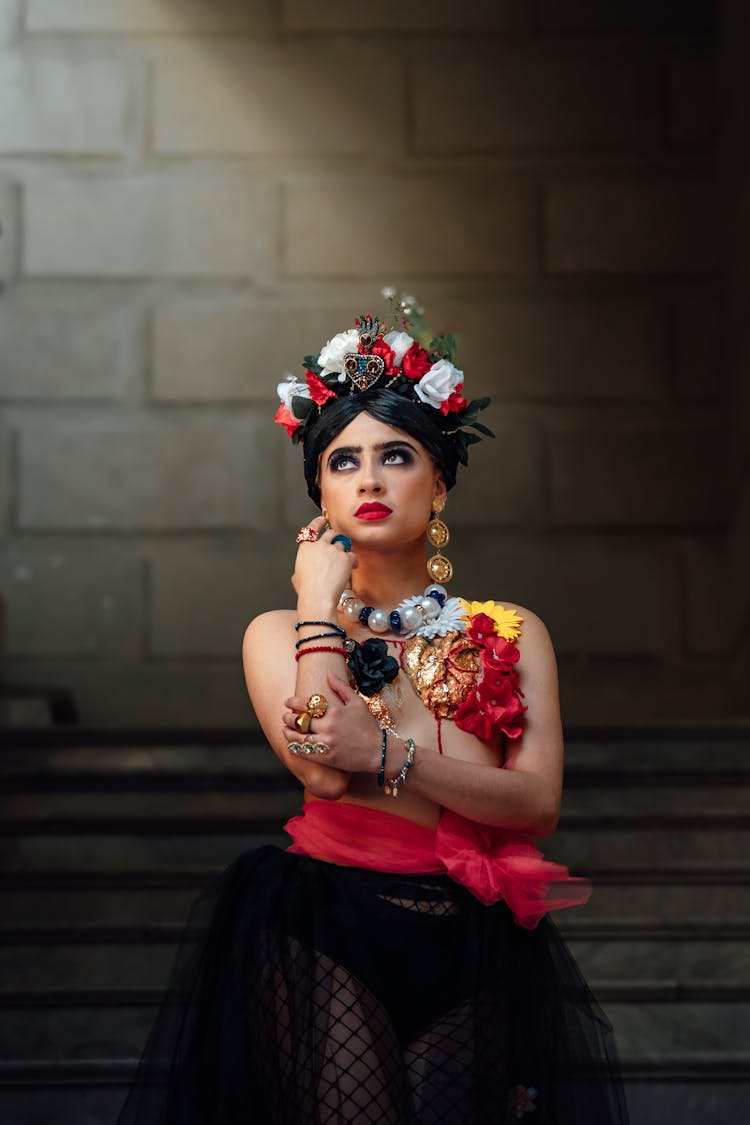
[
  {"x1": 287, "y1": 741, "x2": 301, "y2": 756},
  {"x1": 306, "y1": 693, "x2": 328, "y2": 718},
  {"x1": 296, "y1": 526, "x2": 319, "y2": 544},
  {"x1": 313, "y1": 742, "x2": 330, "y2": 756},
  {"x1": 331, "y1": 534, "x2": 352, "y2": 552},
  {"x1": 294, "y1": 712, "x2": 312, "y2": 734}
]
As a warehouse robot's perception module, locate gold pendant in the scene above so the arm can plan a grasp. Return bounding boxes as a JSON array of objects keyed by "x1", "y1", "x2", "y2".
[
  {"x1": 427, "y1": 552, "x2": 454, "y2": 583},
  {"x1": 426, "y1": 517, "x2": 450, "y2": 549}
]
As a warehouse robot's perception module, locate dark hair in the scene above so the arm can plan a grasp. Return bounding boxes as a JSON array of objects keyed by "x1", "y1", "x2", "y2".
[{"x1": 302, "y1": 389, "x2": 459, "y2": 508}]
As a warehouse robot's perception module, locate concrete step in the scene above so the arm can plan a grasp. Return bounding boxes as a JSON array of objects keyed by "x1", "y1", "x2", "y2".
[
  {"x1": 1, "y1": 929, "x2": 748, "y2": 993},
  {"x1": 0, "y1": 1062, "x2": 747, "y2": 1125},
  {"x1": 1, "y1": 825, "x2": 747, "y2": 872},
  {"x1": 2, "y1": 743, "x2": 748, "y2": 780},
  {"x1": 0, "y1": 991, "x2": 746, "y2": 1062},
  {"x1": 2, "y1": 785, "x2": 748, "y2": 821},
  {"x1": 1, "y1": 868, "x2": 748, "y2": 927}
]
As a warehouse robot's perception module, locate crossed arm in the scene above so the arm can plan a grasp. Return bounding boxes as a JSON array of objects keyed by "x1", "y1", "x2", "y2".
[{"x1": 242, "y1": 606, "x2": 563, "y2": 837}]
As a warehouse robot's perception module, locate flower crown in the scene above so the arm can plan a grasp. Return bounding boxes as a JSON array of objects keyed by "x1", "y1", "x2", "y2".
[{"x1": 274, "y1": 293, "x2": 494, "y2": 468}]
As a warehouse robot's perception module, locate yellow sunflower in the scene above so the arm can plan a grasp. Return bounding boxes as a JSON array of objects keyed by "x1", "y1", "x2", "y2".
[{"x1": 459, "y1": 599, "x2": 524, "y2": 642}]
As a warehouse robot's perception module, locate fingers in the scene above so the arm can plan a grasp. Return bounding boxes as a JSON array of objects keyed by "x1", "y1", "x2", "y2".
[
  {"x1": 326, "y1": 669, "x2": 357, "y2": 704},
  {"x1": 284, "y1": 696, "x2": 308, "y2": 713}
]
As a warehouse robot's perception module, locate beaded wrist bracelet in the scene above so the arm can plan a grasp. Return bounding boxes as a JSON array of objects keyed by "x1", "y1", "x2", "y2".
[
  {"x1": 295, "y1": 631, "x2": 344, "y2": 650},
  {"x1": 294, "y1": 645, "x2": 347, "y2": 662},
  {"x1": 295, "y1": 620, "x2": 346, "y2": 636},
  {"x1": 384, "y1": 739, "x2": 415, "y2": 798},
  {"x1": 377, "y1": 729, "x2": 388, "y2": 788}
]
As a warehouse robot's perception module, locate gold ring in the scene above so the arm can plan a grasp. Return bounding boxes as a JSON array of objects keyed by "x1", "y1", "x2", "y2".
[
  {"x1": 294, "y1": 712, "x2": 312, "y2": 734},
  {"x1": 306, "y1": 693, "x2": 328, "y2": 719}
]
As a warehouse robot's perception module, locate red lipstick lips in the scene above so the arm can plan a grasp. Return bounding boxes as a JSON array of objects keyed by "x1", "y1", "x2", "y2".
[{"x1": 354, "y1": 502, "x2": 392, "y2": 521}]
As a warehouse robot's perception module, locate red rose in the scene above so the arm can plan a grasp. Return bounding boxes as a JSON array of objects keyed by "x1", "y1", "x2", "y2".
[
  {"x1": 401, "y1": 342, "x2": 432, "y2": 381},
  {"x1": 467, "y1": 614, "x2": 497, "y2": 644},
  {"x1": 440, "y1": 389, "x2": 468, "y2": 416},
  {"x1": 274, "y1": 403, "x2": 301, "y2": 439},
  {"x1": 305, "y1": 370, "x2": 337, "y2": 407},
  {"x1": 368, "y1": 338, "x2": 400, "y2": 376}
]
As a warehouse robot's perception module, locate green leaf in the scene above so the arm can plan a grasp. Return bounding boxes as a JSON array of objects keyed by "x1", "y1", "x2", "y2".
[
  {"x1": 302, "y1": 355, "x2": 322, "y2": 375},
  {"x1": 291, "y1": 394, "x2": 314, "y2": 419},
  {"x1": 457, "y1": 396, "x2": 492, "y2": 426},
  {"x1": 471, "y1": 421, "x2": 496, "y2": 438},
  {"x1": 429, "y1": 332, "x2": 457, "y2": 364}
]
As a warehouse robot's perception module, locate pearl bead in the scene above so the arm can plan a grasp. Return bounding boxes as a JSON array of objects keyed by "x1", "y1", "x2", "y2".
[
  {"x1": 425, "y1": 583, "x2": 448, "y2": 600},
  {"x1": 368, "y1": 608, "x2": 390, "y2": 633},
  {"x1": 338, "y1": 589, "x2": 354, "y2": 609},
  {"x1": 420, "y1": 597, "x2": 441, "y2": 621},
  {"x1": 343, "y1": 597, "x2": 365, "y2": 622},
  {"x1": 400, "y1": 605, "x2": 423, "y2": 631}
]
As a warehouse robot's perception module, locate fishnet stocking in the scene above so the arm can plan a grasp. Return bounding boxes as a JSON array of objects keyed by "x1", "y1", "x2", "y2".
[
  {"x1": 404, "y1": 1001, "x2": 477, "y2": 1125},
  {"x1": 256, "y1": 935, "x2": 408, "y2": 1123}
]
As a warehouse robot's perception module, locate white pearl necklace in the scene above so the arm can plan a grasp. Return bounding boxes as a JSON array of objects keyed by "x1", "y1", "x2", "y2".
[{"x1": 339, "y1": 584, "x2": 448, "y2": 637}]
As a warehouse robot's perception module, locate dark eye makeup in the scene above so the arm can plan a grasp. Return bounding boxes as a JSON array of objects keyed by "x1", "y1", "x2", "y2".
[{"x1": 327, "y1": 444, "x2": 415, "y2": 472}]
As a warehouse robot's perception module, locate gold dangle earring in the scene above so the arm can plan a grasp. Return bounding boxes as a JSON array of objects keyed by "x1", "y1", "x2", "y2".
[
  {"x1": 322, "y1": 507, "x2": 330, "y2": 529},
  {"x1": 426, "y1": 498, "x2": 454, "y2": 584}
]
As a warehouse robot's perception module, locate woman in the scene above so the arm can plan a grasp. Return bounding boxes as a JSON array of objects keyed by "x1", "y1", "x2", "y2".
[{"x1": 117, "y1": 305, "x2": 629, "y2": 1124}]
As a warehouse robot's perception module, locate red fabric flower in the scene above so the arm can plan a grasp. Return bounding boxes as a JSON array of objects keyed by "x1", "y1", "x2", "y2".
[
  {"x1": 453, "y1": 693, "x2": 495, "y2": 741},
  {"x1": 455, "y1": 682, "x2": 525, "y2": 742},
  {"x1": 454, "y1": 615, "x2": 526, "y2": 741},
  {"x1": 274, "y1": 403, "x2": 301, "y2": 438},
  {"x1": 440, "y1": 389, "x2": 468, "y2": 415},
  {"x1": 467, "y1": 614, "x2": 498, "y2": 645},
  {"x1": 305, "y1": 370, "x2": 337, "y2": 407},
  {"x1": 401, "y1": 341, "x2": 432, "y2": 381},
  {"x1": 482, "y1": 636, "x2": 521, "y2": 673},
  {"x1": 368, "y1": 338, "x2": 400, "y2": 376}
]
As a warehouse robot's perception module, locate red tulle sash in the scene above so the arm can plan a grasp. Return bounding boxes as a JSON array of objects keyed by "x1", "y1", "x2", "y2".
[{"x1": 284, "y1": 801, "x2": 590, "y2": 929}]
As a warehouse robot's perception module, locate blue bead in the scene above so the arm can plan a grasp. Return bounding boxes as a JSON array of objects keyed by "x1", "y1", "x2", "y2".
[
  {"x1": 359, "y1": 606, "x2": 374, "y2": 625},
  {"x1": 427, "y1": 590, "x2": 446, "y2": 607},
  {"x1": 389, "y1": 610, "x2": 402, "y2": 633}
]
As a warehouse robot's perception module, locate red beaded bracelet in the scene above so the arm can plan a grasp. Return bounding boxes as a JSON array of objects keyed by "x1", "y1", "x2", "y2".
[{"x1": 295, "y1": 645, "x2": 347, "y2": 662}]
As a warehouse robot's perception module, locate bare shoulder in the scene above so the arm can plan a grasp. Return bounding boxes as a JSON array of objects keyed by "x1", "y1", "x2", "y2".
[
  {"x1": 490, "y1": 601, "x2": 554, "y2": 652},
  {"x1": 243, "y1": 608, "x2": 296, "y2": 648}
]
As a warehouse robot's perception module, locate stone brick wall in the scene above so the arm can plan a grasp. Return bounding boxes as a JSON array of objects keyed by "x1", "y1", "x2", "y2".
[{"x1": 0, "y1": 0, "x2": 742, "y2": 728}]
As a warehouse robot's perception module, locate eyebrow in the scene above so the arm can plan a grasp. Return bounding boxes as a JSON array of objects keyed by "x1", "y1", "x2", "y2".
[{"x1": 326, "y1": 440, "x2": 419, "y2": 467}]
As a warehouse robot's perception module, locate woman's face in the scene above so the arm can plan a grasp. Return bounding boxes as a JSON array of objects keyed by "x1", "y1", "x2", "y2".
[{"x1": 318, "y1": 412, "x2": 446, "y2": 548}]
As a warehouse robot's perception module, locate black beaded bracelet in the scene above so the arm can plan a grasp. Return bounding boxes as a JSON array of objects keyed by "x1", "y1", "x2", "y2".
[
  {"x1": 377, "y1": 729, "x2": 387, "y2": 788},
  {"x1": 295, "y1": 620, "x2": 346, "y2": 636},
  {"x1": 294, "y1": 631, "x2": 344, "y2": 650}
]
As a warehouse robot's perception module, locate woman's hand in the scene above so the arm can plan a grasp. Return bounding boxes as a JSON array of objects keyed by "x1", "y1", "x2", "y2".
[
  {"x1": 292, "y1": 516, "x2": 357, "y2": 611},
  {"x1": 282, "y1": 671, "x2": 382, "y2": 775}
]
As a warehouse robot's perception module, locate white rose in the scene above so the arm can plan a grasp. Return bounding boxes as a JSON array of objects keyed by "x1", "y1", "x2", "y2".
[
  {"x1": 414, "y1": 358, "x2": 464, "y2": 408},
  {"x1": 317, "y1": 328, "x2": 359, "y2": 375},
  {"x1": 383, "y1": 330, "x2": 414, "y2": 367},
  {"x1": 276, "y1": 374, "x2": 311, "y2": 418}
]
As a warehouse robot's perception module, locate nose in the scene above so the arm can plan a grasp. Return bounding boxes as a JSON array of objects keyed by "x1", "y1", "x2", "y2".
[{"x1": 357, "y1": 456, "x2": 384, "y2": 495}]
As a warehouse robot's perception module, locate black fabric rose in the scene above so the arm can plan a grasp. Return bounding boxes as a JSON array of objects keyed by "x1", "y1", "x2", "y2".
[{"x1": 346, "y1": 638, "x2": 399, "y2": 697}]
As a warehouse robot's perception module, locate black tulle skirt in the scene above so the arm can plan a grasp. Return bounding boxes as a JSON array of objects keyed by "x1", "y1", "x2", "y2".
[{"x1": 116, "y1": 845, "x2": 629, "y2": 1124}]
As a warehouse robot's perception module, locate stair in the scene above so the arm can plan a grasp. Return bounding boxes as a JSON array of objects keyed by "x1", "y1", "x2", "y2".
[{"x1": 0, "y1": 727, "x2": 748, "y2": 1124}]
